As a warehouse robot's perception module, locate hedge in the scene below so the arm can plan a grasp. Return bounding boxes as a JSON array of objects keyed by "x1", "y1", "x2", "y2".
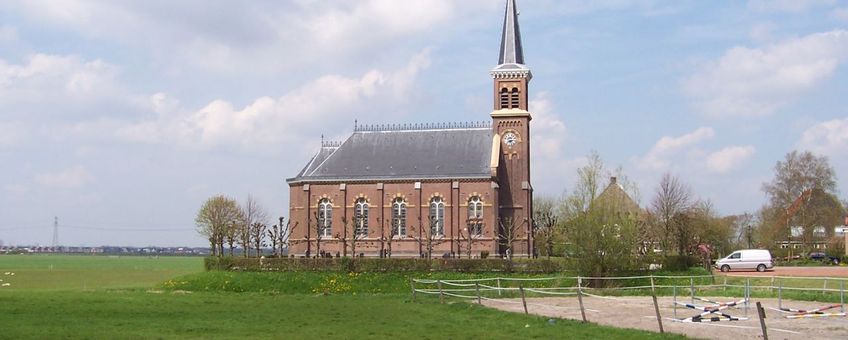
[{"x1": 204, "y1": 257, "x2": 571, "y2": 273}]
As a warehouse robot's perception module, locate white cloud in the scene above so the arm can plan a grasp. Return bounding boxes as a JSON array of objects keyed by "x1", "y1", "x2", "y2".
[
  {"x1": 9, "y1": 1, "x2": 470, "y2": 73},
  {"x1": 0, "y1": 54, "x2": 121, "y2": 113},
  {"x1": 706, "y1": 145, "x2": 756, "y2": 173},
  {"x1": 34, "y1": 165, "x2": 92, "y2": 189},
  {"x1": 748, "y1": 0, "x2": 836, "y2": 12},
  {"x1": 529, "y1": 92, "x2": 568, "y2": 159},
  {"x1": 636, "y1": 127, "x2": 714, "y2": 170},
  {"x1": 115, "y1": 50, "x2": 432, "y2": 149},
  {"x1": 685, "y1": 30, "x2": 848, "y2": 118},
  {"x1": 3, "y1": 183, "x2": 28, "y2": 195},
  {"x1": 798, "y1": 117, "x2": 848, "y2": 157}
]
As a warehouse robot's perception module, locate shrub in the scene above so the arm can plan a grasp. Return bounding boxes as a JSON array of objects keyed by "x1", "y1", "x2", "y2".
[
  {"x1": 662, "y1": 255, "x2": 700, "y2": 271},
  {"x1": 205, "y1": 257, "x2": 569, "y2": 273}
]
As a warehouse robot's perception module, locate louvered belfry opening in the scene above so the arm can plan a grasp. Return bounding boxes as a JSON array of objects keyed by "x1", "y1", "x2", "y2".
[
  {"x1": 500, "y1": 87, "x2": 510, "y2": 109},
  {"x1": 510, "y1": 87, "x2": 520, "y2": 108}
]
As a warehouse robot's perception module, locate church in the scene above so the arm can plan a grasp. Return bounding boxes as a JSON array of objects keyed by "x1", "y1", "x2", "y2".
[{"x1": 286, "y1": 0, "x2": 535, "y2": 258}]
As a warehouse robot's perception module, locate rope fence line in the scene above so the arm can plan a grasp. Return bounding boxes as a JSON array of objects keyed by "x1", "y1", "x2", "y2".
[{"x1": 411, "y1": 273, "x2": 848, "y2": 338}]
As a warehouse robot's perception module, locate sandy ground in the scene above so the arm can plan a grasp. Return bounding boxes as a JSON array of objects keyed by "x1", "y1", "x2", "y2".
[
  {"x1": 720, "y1": 266, "x2": 848, "y2": 278},
  {"x1": 482, "y1": 295, "x2": 848, "y2": 340}
]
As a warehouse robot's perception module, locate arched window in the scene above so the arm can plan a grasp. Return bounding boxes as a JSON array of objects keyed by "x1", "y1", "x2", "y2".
[
  {"x1": 391, "y1": 198, "x2": 407, "y2": 237},
  {"x1": 510, "y1": 87, "x2": 520, "y2": 108},
  {"x1": 354, "y1": 198, "x2": 369, "y2": 237},
  {"x1": 467, "y1": 196, "x2": 483, "y2": 236},
  {"x1": 429, "y1": 197, "x2": 445, "y2": 236},
  {"x1": 318, "y1": 199, "x2": 332, "y2": 237},
  {"x1": 499, "y1": 88, "x2": 510, "y2": 109}
]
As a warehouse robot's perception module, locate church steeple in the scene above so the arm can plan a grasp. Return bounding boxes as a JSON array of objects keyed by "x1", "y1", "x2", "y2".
[
  {"x1": 498, "y1": 0, "x2": 524, "y2": 66},
  {"x1": 491, "y1": 0, "x2": 531, "y2": 112}
]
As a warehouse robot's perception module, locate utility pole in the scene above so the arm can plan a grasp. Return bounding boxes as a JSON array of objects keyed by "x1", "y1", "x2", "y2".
[{"x1": 52, "y1": 216, "x2": 59, "y2": 250}]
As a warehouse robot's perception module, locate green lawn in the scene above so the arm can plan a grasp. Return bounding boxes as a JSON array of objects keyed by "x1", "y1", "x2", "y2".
[
  {"x1": 0, "y1": 255, "x2": 685, "y2": 339},
  {"x1": 0, "y1": 291, "x2": 683, "y2": 340},
  {"x1": 0, "y1": 254, "x2": 203, "y2": 290}
]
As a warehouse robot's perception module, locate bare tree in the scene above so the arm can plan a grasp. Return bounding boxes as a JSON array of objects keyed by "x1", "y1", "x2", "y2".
[
  {"x1": 339, "y1": 216, "x2": 367, "y2": 257},
  {"x1": 241, "y1": 195, "x2": 268, "y2": 257},
  {"x1": 498, "y1": 216, "x2": 524, "y2": 260},
  {"x1": 250, "y1": 222, "x2": 267, "y2": 257},
  {"x1": 277, "y1": 217, "x2": 297, "y2": 257},
  {"x1": 457, "y1": 222, "x2": 483, "y2": 259},
  {"x1": 225, "y1": 220, "x2": 240, "y2": 256},
  {"x1": 267, "y1": 223, "x2": 280, "y2": 257},
  {"x1": 533, "y1": 197, "x2": 559, "y2": 259},
  {"x1": 413, "y1": 216, "x2": 445, "y2": 259},
  {"x1": 650, "y1": 173, "x2": 693, "y2": 255},
  {"x1": 195, "y1": 195, "x2": 241, "y2": 257},
  {"x1": 763, "y1": 150, "x2": 837, "y2": 210}
]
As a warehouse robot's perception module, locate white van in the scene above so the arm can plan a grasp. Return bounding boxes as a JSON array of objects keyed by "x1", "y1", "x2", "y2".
[{"x1": 715, "y1": 249, "x2": 774, "y2": 272}]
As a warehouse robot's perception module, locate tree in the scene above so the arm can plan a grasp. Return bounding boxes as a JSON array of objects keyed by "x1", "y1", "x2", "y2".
[
  {"x1": 564, "y1": 201, "x2": 643, "y2": 283},
  {"x1": 276, "y1": 217, "x2": 297, "y2": 257},
  {"x1": 340, "y1": 216, "x2": 367, "y2": 258},
  {"x1": 762, "y1": 151, "x2": 840, "y2": 251},
  {"x1": 267, "y1": 223, "x2": 280, "y2": 257},
  {"x1": 533, "y1": 196, "x2": 559, "y2": 259},
  {"x1": 650, "y1": 173, "x2": 694, "y2": 255},
  {"x1": 195, "y1": 195, "x2": 241, "y2": 257},
  {"x1": 763, "y1": 150, "x2": 837, "y2": 210},
  {"x1": 498, "y1": 217, "x2": 524, "y2": 260},
  {"x1": 250, "y1": 222, "x2": 267, "y2": 257},
  {"x1": 457, "y1": 220, "x2": 483, "y2": 259},
  {"x1": 240, "y1": 195, "x2": 267, "y2": 257},
  {"x1": 413, "y1": 216, "x2": 445, "y2": 259}
]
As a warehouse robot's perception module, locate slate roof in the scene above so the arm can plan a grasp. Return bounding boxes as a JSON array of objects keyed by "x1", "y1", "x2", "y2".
[{"x1": 288, "y1": 125, "x2": 494, "y2": 183}]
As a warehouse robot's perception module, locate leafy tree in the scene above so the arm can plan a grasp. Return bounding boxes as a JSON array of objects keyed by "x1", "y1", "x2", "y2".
[
  {"x1": 195, "y1": 195, "x2": 241, "y2": 257},
  {"x1": 564, "y1": 200, "x2": 643, "y2": 283}
]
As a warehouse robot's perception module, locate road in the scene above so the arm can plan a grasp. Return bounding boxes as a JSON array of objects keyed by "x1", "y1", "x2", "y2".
[{"x1": 721, "y1": 266, "x2": 848, "y2": 277}]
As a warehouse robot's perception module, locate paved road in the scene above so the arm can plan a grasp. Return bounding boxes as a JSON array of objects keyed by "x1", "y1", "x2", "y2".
[{"x1": 720, "y1": 266, "x2": 848, "y2": 277}]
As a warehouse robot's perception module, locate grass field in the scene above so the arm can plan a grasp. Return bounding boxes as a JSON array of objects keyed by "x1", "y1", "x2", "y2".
[
  {"x1": 0, "y1": 255, "x2": 683, "y2": 339},
  {"x1": 0, "y1": 254, "x2": 203, "y2": 290}
]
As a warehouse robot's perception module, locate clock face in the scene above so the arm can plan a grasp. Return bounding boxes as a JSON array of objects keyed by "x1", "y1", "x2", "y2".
[{"x1": 503, "y1": 132, "x2": 518, "y2": 146}]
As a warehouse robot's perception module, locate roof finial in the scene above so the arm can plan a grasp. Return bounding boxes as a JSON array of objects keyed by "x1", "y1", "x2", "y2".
[
  {"x1": 354, "y1": 119, "x2": 358, "y2": 131},
  {"x1": 498, "y1": 0, "x2": 524, "y2": 66}
]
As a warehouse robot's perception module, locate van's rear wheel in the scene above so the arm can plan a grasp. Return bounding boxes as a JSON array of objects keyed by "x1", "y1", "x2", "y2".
[
  {"x1": 720, "y1": 265, "x2": 730, "y2": 272},
  {"x1": 756, "y1": 264, "x2": 766, "y2": 272}
]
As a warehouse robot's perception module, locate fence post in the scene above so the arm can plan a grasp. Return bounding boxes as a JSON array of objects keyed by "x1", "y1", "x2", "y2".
[
  {"x1": 823, "y1": 278, "x2": 828, "y2": 294},
  {"x1": 519, "y1": 283, "x2": 528, "y2": 315},
  {"x1": 756, "y1": 301, "x2": 769, "y2": 340},
  {"x1": 577, "y1": 276, "x2": 587, "y2": 323},
  {"x1": 778, "y1": 280, "x2": 783, "y2": 310},
  {"x1": 475, "y1": 282, "x2": 482, "y2": 305},
  {"x1": 673, "y1": 285, "x2": 678, "y2": 319},
  {"x1": 841, "y1": 280, "x2": 845, "y2": 313},
  {"x1": 650, "y1": 276, "x2": 664, "y2": 333},
  {"x1": 690, "y1": 276, "x2": 695, "y2": 304},
  {"x1": 497, "y1": 277, "x2": 502, "y2": 297},
  {"x1": 410, "y1": 277, "x2": 416, "y2": 301},
  {"x1": 770, "y1": 276, "x2": 775, "y2": 294},
  {"x1": 438, "y1": 280, "x2": 444, "y2": 304},
  {"x1": 745, "y1": 278, "x2": 750, "y2": 316},
  {"x1": 723, "y1": 275, "x2": 727, "y2": 293}
]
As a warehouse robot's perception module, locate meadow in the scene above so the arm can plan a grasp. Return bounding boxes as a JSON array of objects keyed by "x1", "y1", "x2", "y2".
[{"x1": 0, "y1": 254, "x2": 683, "y2": 339}]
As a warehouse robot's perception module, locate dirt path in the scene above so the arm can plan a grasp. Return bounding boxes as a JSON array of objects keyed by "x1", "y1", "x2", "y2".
[
  {"x1": 720, "y1": 266, "x2": 848, "y2": 277},
  {"x1": 483, "y1": 295, "x2": 848, "y2": 339}
]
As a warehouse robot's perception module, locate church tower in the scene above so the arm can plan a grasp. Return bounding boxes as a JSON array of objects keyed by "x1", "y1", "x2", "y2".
[{"x1": 492, "y1": 0, "x2": 533, "y2": 256}]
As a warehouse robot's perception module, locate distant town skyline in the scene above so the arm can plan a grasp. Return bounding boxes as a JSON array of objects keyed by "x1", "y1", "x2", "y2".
[{"x1": 1, "y1": 0, "x2": 847, "y2": 247}]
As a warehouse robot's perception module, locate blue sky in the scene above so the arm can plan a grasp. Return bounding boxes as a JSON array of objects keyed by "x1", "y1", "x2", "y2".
[{"x1": 1, "y1": 0, "x2": 847, "y2": 247}]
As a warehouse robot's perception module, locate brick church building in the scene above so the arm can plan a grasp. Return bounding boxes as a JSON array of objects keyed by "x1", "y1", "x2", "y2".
[{"x1": 287, "y1": 0, "x2": 535, "y2": 258}]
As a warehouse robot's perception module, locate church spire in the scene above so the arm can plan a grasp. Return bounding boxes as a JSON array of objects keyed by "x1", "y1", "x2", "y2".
[{"x1": 498, "y1": 0, "x2": 524, "y2": 66}]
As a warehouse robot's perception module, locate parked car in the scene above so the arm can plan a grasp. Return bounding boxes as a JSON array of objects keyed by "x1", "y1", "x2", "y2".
[
  {"x1": 808, "y1": 252, "x2": 841, "y2": 265},
  {"x1": 715, "y1": 249, "x2": 774, "y2": 272}
]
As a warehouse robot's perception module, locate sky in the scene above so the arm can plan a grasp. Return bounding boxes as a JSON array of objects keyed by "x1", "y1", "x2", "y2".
[{"x1": 1, "y1": 0, "x2": 847, "y2": 247}]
